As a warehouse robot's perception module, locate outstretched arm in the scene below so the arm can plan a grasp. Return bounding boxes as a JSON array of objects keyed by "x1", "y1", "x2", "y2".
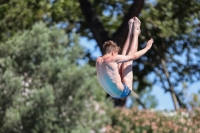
[{"x1": 113, "y1": 38, "x2": 153, "y2": 63}]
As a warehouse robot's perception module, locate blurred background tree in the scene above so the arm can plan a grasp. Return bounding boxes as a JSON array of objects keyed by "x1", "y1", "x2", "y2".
[
  {"x1": 0, "y1": 0, "x2": 200, "y2": 110},
  {"x1": 0, "y1": 22, "x2": 111, "y2": 133},
  {"x1": 1, "y1": 0, "x2": 200, "y2": 132},
  {"x1": 139, "y1": 0, "x2": 200, "y2": 110}
]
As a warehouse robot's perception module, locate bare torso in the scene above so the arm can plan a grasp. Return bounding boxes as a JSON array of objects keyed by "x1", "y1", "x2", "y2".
[{"x1": 96, "y1": 56, "x2": 124, "y2": 97}]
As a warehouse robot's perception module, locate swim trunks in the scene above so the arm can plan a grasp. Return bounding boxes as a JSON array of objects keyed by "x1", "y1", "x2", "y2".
[{"x1": 114, "y1": 83, "x2": 131, "y2": 99}]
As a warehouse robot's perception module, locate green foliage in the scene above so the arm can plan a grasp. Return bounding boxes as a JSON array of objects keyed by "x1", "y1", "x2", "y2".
[
  {"x1": 189, "y1": 90, "x2": 200, "y2": 108},
  {"x1": 0, "y1": 0, "x2": 134, "y2": 39},
  {"x1": 90, "y1": 0, "x2": 132, "y2": 35},
  {"x1": 50, "y1": 0, "x2": 81, "y2": 33},
  {"x1": 107, "y1": 108, "x2": 200, "y2": 133},
  {"x1": 0, "y1": 0, "x2": 50, "y2": 40},
  {"x1": 129, "y1": 84, "x2": 158, "y2": 109},
  {"x1": 137, "y1": 0, "x2": 200, "y2": 108},
  {"x1": 140, "y1": 0, "x2": 199, "y2": 38},
  {"x1": 0, "y1": 22, "x2": 111, "y2": 133}
]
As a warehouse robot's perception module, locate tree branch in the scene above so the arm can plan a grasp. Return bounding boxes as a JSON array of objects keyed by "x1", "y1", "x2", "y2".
[
  {"x1": 78, "y1": 0, "x2": 110, "y2": 53},
  {"x1": 160, "y1": 58, "x2": 179, "y2": 111},
  {"x1": 112, "y1": 0, "x2": 145, "y2": 48},
  {"x1": 131, "y1": 91, "x2": 146, "y2": 109},
  {"x1": 154, "y1": 39, "x2": 181, "y2": 111}
]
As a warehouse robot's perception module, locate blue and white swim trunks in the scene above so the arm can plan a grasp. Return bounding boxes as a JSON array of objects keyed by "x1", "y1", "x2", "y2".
[{"x1": 114, "y1": 83, "x2": 131, "y2": 99}]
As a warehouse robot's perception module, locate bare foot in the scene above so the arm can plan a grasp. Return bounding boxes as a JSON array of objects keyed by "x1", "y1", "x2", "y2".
[
  {"x1": 133, "y1": 17, "x2": 141, "y2": 35},
  {"x1": 145, "y1": 38, "x2": 154, "y2": 50},
  {"x1": 128, "y1": 18, "x2": 134, "y2": 34}
]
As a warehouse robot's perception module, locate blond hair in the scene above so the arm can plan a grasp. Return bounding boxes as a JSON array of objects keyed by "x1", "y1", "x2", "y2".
[{"x1": 103, "y1": 40, "x2": 120, "y2": 55}]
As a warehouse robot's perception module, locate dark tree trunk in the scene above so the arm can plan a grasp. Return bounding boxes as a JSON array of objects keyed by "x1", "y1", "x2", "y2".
[
  {"x1": 78, "y1": 0, "x2": 110, "y2": 53},
  {"x1": 112, "y1": 0, "x2": 145, "y2": 48}
]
